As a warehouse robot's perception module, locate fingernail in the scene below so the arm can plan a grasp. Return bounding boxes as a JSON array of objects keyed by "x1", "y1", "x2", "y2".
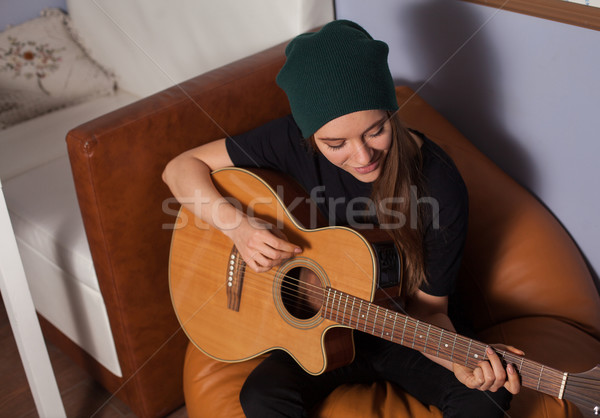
[
  {"x1": 294, "y1": 247, "x2": 302, "y2": 253},
  {"x1": 507, "y1": 364, "x2": 514, "y2": 374},
  {"x1": 486, "y1": 347, "x2": 494, "y2": 355}
]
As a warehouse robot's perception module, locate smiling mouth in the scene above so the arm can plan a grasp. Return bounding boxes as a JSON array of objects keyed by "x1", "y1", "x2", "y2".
[{"x1": 353, "y1": 154, "x2": 381, "y2": 175}]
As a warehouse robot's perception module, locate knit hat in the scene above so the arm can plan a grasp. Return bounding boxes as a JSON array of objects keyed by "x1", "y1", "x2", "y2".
[{"x1": 276, "y1": 19, "x2": 398, "y2": 138}]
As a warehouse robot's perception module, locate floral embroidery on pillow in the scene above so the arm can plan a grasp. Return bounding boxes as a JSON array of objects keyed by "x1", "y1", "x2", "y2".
[
  {"x1": 0, "y1": 8, "x2": 116, "y2": 129},
  {"x1": 1, "y1": 36, "x2": 65, "y2": 95}
]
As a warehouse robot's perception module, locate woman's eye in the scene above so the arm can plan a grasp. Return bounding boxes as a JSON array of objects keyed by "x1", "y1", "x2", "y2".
[
  {"x1": 370, "y1": 126, "x2": 384, "y2": 137},
  {"x1": 327, "y1": 142, "x2": 345, "y2": 151}
]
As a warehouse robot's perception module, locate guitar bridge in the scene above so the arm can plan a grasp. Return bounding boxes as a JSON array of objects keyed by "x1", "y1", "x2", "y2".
[{"x1": 227, "y1": 246, "x2": 246, "y2": 311}]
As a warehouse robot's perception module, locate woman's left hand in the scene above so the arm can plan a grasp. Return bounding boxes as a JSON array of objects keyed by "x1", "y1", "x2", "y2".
[{"x1": 452, "y1": 345, "x2": 523, "y2": 394}]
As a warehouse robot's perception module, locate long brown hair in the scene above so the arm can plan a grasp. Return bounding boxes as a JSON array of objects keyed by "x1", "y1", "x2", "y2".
[{"x1": 371, "y1": 112, "x2": 426, "y2": 296}]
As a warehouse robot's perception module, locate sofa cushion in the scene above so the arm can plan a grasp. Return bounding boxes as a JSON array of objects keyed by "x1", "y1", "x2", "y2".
[
  {"x1": 5, "y1": 156, "x2": 97, "y2": 290},
  {"x1": 0, "y1": 9, "x2": 117, "y2": 129},
  {"x1": 3, "y1": 155, "x2": 122, "y2": 375}
]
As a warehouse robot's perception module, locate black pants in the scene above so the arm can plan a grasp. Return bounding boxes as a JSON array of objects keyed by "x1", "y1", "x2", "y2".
[{"x1": 240, "y1": 333, "x2": 512, "y2": 418}]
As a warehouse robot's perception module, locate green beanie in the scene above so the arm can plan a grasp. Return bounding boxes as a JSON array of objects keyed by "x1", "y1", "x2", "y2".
[{"x1": 276, "y1": 19, "x2": 399, "y2": 139}]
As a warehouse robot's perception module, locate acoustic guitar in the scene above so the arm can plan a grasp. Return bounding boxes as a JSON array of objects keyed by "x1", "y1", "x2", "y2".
[{"x1": 169, "y1": 167, "x2": 600, "y2": 417}]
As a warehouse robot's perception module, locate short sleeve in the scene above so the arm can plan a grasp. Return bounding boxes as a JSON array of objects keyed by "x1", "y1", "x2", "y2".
[{"x1": 225, "y1": 115, "x2": 305, "y2": 172}]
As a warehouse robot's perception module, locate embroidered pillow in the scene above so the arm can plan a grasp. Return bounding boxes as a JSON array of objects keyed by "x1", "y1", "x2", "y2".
[{"x1": 0, "y1": 9, "x2": 116, "y2": 129}]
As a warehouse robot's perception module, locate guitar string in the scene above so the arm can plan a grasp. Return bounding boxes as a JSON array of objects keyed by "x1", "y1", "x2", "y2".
[
  {"x1": 564, "y1": 374, "x2": 600, "y2": 386},
  {"x1": 224, "y1": 267, "x2": 520, "y2": 368},
  {"x1": 231, "y1": 274, "x2": 572, "y2": 395},
  {"x1": 563, "y1": 377, "x2": 600, "y2": 392},
  {"x1": 221, "y1": 262, "x2": 562, "y2": 382},
  {"x1": 558, "y1": 392, "x2": 598, "y2": 412},
  {"x1": 192, "y1": 249, "x2": 599, "y2": 415},
  {"x1": 201, "y1": 248, "x2": 596, "y2": 395},
  {"x1": 218, "y1": 272, "x2": 578, "y2": 396},
  {"x1": 217, "y1": 264, "x2": 573, "y2": 391},
  {"x1": 564, "y1": 391, "x2": 599, "y2": 406},
  {"x1": 208, "y1": 249, "x2": 590, "y2": 392}
]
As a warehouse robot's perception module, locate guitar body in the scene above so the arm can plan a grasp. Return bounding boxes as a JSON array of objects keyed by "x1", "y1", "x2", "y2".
[
  {"x1": 169, "y1": 168, "x2": 387, "y2": 375},
  {"x1": 170, "y1": 168, "x2": 600, "y2": 416}
]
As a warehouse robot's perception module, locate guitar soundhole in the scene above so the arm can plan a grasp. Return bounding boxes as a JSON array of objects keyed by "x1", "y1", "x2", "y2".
[{"x1": 281, "y1": 267, "x2": 323, "y2": 320}]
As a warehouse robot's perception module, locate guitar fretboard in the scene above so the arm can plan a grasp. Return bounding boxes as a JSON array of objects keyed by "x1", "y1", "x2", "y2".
[{"x1": 321, "y1": 288, "x2": 567, "y2": 398}]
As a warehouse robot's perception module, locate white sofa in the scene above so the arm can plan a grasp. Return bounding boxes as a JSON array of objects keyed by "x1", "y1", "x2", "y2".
[{"x1": 1, "y1": 1, "x2": 333, "y2": 415}]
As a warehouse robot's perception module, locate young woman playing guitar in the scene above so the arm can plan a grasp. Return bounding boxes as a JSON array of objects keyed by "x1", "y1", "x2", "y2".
[{"x1": 163, "y1": 19, "x2": 522, "y2": 418}]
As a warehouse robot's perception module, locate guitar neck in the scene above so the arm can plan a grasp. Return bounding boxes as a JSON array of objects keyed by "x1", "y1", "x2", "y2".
[{"x1": 322, "y1": 288, "x2": 568, "y2": 399}]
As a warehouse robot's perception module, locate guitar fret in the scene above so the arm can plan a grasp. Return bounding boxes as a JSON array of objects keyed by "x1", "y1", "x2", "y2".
[
  {"x1": 451, "y1": 334, "x2": 457, "y2": 362},
  {"x1": 365, "y1": 305, "x2": 370, "y2": 332},
  {"x1": 391, "y1": 313, "x2": 398, "y2": 342},
  {"x1": 437, "y1": 329, "x2": 444, "y2": 357},
  {"x1": 537, "y1": 365, "x2": 544, "y2": 391},
  {"x1": 350, "y1": 298, "x2": 356, "y2": 328},
  {"x1": 343, "y1": 294, "x2": 349, "y2": 326},
  {"x1": 325, "y1": 288, "x2": 332, "y2": 320},
  {"x1": 331, "y1": 290, "x2": 336, "y2": 321},
  {"x1": 381, "y1": 311, "x2": 388, "y2": 338},
  {"x1": 466, "y1": 340, "x2": 473, "y2": 366},
  {"x1": 424, "y1": 324, "x2": 431, "y2": 353},
  {"x1": 519, "y1": 357, "x2": 524, "y2": 372},
  {"x1": 334, "y1": 290, "x2": 340, "y2": 323},
  {"x1": 359, "y1": 300, "x2": 364, "y2": 329},
  {"x1": 335, "y1": 291, "x2": 344, "y2": 324},
  {"x1": 339, "y1": 292, "x2": 345, "y2": 323},
  {"x1": 412, "y1": 320, "x2": 420, "y2": 349},
  {"x1": 332, "y1": 290, "x2": 338, "y2": 322},
  {"x1": 401, "y1": 316, "x2": 408, "y2": 345},
  {"x1": 373, "y1": 306, "x2": 379, "y2": 334}
]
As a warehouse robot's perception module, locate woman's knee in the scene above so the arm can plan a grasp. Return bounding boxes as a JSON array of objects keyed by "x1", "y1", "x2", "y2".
[
  {"x1": 239, "y1": 373, "x2": 272, "y2": 417},
  {"x1": 239, "y1": 354, "x2": 308, "y2": 418}
]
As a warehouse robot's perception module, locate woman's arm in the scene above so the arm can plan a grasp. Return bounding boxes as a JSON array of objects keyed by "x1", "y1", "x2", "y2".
[
  {"x1": 162, "y1": 139, "x2": 301, "y2": 272},
  {"x1": 405, "y1": 290, "x2": 522, "y2": 395}
]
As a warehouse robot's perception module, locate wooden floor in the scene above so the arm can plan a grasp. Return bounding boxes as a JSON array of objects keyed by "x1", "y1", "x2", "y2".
[{"x1": 0, "y1": 298, "x2": 188, "y2": 417}]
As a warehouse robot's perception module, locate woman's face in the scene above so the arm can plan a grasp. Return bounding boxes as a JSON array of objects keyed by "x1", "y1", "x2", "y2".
[{"x1": 313, "y1": 109, "x2": 392, "y2": 183}]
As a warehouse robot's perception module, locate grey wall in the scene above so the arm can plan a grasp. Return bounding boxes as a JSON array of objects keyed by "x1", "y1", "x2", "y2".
[
  {"x1": 337, "y1": 0, "x2": 600, "y2": 284},
  {"x1": 0, "y1": 0, "x2": 67, "y2": 29}
]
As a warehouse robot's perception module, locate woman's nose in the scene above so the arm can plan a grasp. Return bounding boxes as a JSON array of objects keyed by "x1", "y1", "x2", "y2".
[{"x1": 352, "y1": 139, "x2": 374, "y2": 165}]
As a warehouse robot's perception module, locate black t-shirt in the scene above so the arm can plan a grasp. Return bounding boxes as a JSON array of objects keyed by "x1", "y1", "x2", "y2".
[{"x1": 225, "y1": 115, "x2": 468, "y2": 297}]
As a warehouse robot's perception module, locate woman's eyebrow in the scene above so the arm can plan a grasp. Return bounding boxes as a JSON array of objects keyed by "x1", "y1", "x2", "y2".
[{"x1": 317, "y1": 116, "x2": 388, "y2": 141}]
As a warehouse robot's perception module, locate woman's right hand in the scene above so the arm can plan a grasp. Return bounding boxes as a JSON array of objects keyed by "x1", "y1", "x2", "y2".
[{"x1": 224, "y1": 214, "x2": 302, "y2": 273}]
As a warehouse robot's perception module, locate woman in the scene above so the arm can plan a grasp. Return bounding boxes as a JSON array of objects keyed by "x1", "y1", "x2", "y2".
[{"x1": 163, "y1": 19, "x2": 521, "y2": 417}]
